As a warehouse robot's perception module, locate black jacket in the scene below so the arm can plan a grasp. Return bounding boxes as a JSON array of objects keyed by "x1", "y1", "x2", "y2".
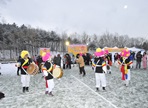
[
  {"x1": 136, "y1": 53, "x2": 142, "y2": 62},
  {"x1": 19, "y1": 58, "x2": 32, "y2": 75},
  {"x1": 94, "y1": 57, "x2": 104, "y2": 73},
  {"x1": 44, "y1": 61, "x2": 53, "y2": 80}
]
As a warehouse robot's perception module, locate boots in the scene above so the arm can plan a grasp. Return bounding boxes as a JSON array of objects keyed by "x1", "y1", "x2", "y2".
[
  {"x1": 96, "y1": 87, "x2": 99, "y2": 91},
  {"x1": 102, "y1": 87, "x2": 106, "y2": 90},
  {"x1": 26, "y1": 87, "x2": 29, "y2": 92},
  {"x1": 23, "y1": 87, "x2": 25, "y2": 93},
  {"x1": 83, "y1": 74, "x2": 86, "y2": 77},
  {"x1": 49, "y1": 92, "x2": 54, "y2": 96},
  {"x1": 45, "y1": 91, "x2": 48, "y2": 94}
]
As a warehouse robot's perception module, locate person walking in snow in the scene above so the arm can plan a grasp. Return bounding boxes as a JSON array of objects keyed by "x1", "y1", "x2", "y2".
[
  {"x1": 136, "y1": 51, "x2": 142, "y2": 69},
  {"x1": 76, "y1": 53, "x2": 86, "y2": 76}
]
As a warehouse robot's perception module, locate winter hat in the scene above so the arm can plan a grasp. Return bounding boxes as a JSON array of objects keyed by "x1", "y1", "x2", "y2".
[
  {"x1": 21, "y1": 50, "x2": 29, "y2": 58},
  {"x1": 42, "y1": 52, "x2": 51, "y2": 62}
]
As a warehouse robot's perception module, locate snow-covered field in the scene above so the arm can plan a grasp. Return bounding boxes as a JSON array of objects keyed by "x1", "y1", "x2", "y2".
[{"x1": 0, "y1": 63, "x2": 148, "y2": 108}]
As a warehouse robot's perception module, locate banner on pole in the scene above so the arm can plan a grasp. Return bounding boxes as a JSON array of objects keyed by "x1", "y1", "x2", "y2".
[
  {"x1": 104, "y1": 48, "x2": 127, "y2": 52},
  {"x1": 68, "y1": 45, "x2": 87, "y2": 56},
  {"x1": 39, "y1": 48, "x2": 50, "y2": 56}
]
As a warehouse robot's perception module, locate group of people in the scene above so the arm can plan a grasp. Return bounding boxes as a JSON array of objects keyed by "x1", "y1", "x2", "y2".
[
  {"x1": 14, "y1": 48, "x2": 135, "y2": 94},
  {"x1": 0, "y1": 47, "x2": 147, "y2": 100},
  {"x1": 14, "y1": 50, "x2": 89, "y2": 95},
  {"x1": 15, "y1": 50, "x2": 55, "y2": 96},
  {"x1": 92, "y1": 48, "x2": 136, "y2": 90},
  {"x1": 114, "y1": 51, "x2": 147, "y2": 70},
  {"x1": 136, "y1": 51, "x2": 147, "y2": 69}
]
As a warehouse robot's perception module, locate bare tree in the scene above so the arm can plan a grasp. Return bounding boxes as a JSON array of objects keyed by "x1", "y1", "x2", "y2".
[{"x1": 81, "y1": 32, "x2": 89, "y2": 44}]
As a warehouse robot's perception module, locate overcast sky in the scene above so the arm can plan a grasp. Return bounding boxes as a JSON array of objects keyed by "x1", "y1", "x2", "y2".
[{"x1": 0, "y1": 0, "x2": 148, "y2": 38}]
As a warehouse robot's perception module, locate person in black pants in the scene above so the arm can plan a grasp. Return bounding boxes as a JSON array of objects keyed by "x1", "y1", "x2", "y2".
[
  {"x1": 76, "y1": 54, "x2": 86, "y2": 76},
  {"x1": 136, "y1": 51, "x2": 142, "y2": 69},
  {"x1": 63, "y1": 55, "x2": 67, "y2": 69},
  {"x1": 17, "y1": 56, "x2": 21, "y2": 76},
  {"x1": 66, "y1": 54, "x2": 71, "y2": 69},
  {"x1": 54, "y1": 54, "x2": 61, "y2": 67}
]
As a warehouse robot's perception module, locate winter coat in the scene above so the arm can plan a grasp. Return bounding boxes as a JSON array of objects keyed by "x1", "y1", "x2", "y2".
[
  {"x1": 55, "y1": 56, "x2": 61, "y2": 66},
  {"x1": 136, "y1": 53, "x2": 142, "y2": 62},
  {"x1": 76, "y1": 56, "x2": 85, "y2": 67},
  {"x1": 94, "y1": 57, "x2": 106, "y2": 73},
  {"x1": 42, "y1": 61, "x2": 53, "y2": 80}
]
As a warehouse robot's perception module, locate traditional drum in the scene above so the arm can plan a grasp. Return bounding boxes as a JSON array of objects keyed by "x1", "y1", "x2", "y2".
[
  {"x1": 52, "y1": 67, "x2": 63, "y2": 79},
  {"x1": 27, "y1": 63, "x2": 39, "y2": 75},
  {"x1": 39, "y1": 63, "x2": 44, "y2": 70}
]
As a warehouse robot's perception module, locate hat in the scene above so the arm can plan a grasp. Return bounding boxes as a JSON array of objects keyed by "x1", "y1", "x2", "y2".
[
  {"x1": 21, "y1": 50, "x2": 29, "y2": 58},
  {"x1": 95, "y1": 48, "x2": 103, "y2": 57},
  {"x1": 121, "y1": 49, "x2": 130, "y2": 57},
  {"x1": 95, "y1": 51, "x2": 103, "y2": 57},
  {"x1": 42, "y1": 52, "x2": 51, "y2": 62},
  {"x1": 96, "y1": 48, "x2": 101, "y2": 52},
  {"x1": 104, "y1": 49, "x2": 109, "y2": 54},
  {"x1": 101, "y1": 50, "x2": 105, "y2": 56}
]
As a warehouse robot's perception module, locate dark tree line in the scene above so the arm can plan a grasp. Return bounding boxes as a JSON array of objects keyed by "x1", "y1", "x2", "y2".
[
  {"x1": 0, "y1": 23, "x2": 61, "y2": 57},
  {"x1": 0, "y1": 23, "x2": 148, "y2": 60}
]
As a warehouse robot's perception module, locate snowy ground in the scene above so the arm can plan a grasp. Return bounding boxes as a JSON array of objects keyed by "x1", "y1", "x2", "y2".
[{"x1": 0, "y1": 62, "x2": 148, "y2": 108}]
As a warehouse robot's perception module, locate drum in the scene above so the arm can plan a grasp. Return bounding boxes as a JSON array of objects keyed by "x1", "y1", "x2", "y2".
[
  {"x1": 52, "y1": 67, "x2": 63, "y2": 79},
  {"x1": 27, "y1": 63, "x2": 39, "y2": 75}
]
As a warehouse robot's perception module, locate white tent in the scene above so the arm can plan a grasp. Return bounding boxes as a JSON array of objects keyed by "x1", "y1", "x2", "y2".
[
  {"x1": 113, "y1": 46, "x2": 118, "y2": 48},
  {"x1": 128, "y1": 47, "x2": 144, "y2": 52}
]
